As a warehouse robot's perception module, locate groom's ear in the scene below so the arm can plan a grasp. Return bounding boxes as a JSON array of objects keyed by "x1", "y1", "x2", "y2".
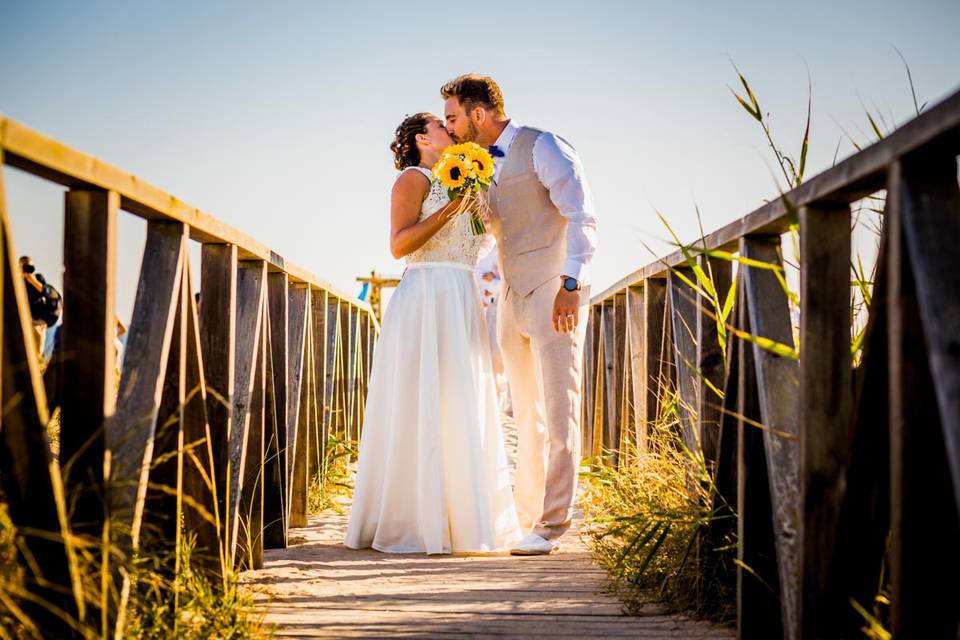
[{"x1": 471, "y1": 105, "x2": 487, "y2": 125}]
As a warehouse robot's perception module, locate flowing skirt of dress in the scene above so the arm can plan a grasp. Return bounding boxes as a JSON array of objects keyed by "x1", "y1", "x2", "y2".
[{"x1": 344, "y1": 262, "x2": 522, "y2": 554}]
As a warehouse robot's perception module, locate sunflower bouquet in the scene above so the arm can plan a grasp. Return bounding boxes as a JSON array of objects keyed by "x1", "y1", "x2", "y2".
[{"x1": 432, "y1": 142, "x2": 495, "y2": 235}]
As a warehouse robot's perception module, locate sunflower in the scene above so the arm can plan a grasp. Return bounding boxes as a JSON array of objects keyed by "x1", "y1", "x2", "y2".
[
  {"x1": 434, "y1": 154, "x2": 469, "y2": 190},
  {"x1": 466, "y1": 145, "x2": 495, "y2": 181},
  {"x1": 444, "y1": 142, "x2": 474, "y2": 158}
]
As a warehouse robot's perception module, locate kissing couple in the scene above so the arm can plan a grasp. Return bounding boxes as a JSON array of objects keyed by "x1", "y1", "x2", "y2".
[{"x1": 345, "y1": 73, "x2": 598, "y2": 556}]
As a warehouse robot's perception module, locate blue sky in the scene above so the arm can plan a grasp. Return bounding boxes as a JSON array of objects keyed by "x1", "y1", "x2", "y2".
[{"x1": 2, "y1": 0, "x2": 958, "y2": 321}]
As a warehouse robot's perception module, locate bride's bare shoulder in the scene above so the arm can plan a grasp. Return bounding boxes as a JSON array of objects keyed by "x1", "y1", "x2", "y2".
[{"x1": 392, "y1": 167, "x2": 430, "y2": 199}]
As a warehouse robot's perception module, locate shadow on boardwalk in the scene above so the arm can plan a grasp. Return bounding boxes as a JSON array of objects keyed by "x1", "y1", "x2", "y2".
[{"x1": 241, "y1": 510, "x2": 734, "y2": 638}]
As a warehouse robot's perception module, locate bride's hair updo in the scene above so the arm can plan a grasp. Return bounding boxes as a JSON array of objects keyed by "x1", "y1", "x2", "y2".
[{"x1": 390, "y1": 112, "x2": 433, "y2": 170}]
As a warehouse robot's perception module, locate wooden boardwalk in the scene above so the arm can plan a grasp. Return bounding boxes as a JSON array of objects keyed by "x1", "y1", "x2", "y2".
[
  {"x1": 242, "y1": 512, "x2": 734, "y2": 639},
  {"x1": 242, "y1": 388, "x2": 733, "y2": 637}
]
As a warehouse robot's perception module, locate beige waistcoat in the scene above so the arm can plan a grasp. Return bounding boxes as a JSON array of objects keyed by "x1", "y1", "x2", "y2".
[{"x1": 488, "y1": 127, "x2": 567, "y2": 296}]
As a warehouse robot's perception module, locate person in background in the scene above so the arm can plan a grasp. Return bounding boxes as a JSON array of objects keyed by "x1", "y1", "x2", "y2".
[
  {"x1": 475, "y1": 244, "x2": 512, "y2": 418},
  {"x1": 19, "y1": 255, "x2": 60, "y2": 362}
]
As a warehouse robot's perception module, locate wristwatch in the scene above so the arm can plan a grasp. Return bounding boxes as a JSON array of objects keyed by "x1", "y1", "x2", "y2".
[{"x1": 561, "y1": 276, "x2": 581, "y2": 292}]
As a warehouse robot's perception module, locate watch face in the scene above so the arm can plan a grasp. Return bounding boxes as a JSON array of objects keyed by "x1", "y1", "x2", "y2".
[{"x1": 564, "y1": 278, "x2": 577, "y2": 291}]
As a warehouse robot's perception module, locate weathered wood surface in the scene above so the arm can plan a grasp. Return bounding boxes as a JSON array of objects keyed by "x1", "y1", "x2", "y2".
[
  {"x1": 0, "y1": 117, "x2": 371, "y2": 308},
  {"x1": 590, "y1": 89, "x2": 960, "y2": 302},
  {"x1": 798, "y1": 202, "x2": 852, "y2": 638},
  {"x1": 245, "y1": 409, "x2": 734, "y2": 638},
  {"x1": 739, "y1": 236, "x2": 800, "y2": 639},
  {"x1": 243, "y1": 512, "x2": 734, "y2": 639},
  {"x1": 886, "y1": 159, "x2": 960, "y2": 636}
]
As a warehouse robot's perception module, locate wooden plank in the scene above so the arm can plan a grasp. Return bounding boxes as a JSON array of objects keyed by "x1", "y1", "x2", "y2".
[
  {"x1": 887, "y1": 159, "x2": 960, "y2": 636},
  {"x1": 797, "y1": 202, "x2": 852, "y2": 636},
  {"x1": 0, "y1": 148, "x2": 83, "y2": 634},
  {"x1": 642, "y1": 278, "x2": 666, "y2": 439},
  {"x1": 0, "y1": 116, "x2": 369, "y2": 310},
  {"x1": 181, "y1": 260, "x2": 221, "y2": 576},
  {"x1": 587, "y1": 89, "x2": 960, "y2": 303},
  {"x1": 591, "y1": 306, "x2": 605, "y2": 462},
  {"x1": 734, "y1": 280, "x2": 783, "y2": 639},
  {"x1": 228, "y1": 260, "x2": 266, "y2": 564},
  {"x1": 625, "y1": 285, "x2": 645, "y2": 453},
  {"x1": 696, "y1": 256, "x2": 731, "y2": 467},
  {"x1": 336, "y1": 301, "x2": 351, "y2": 442},
  {"x1": 580, "y1": 304, "x2": 599, "y2": 458},
  {"x1": 143, "y1": 256, "x2": 187, "y2": 579},
  {"x1": 107, "y1": 221, "x2": 185, "y2": 631},
  {"x1": 668, "y1": 269, "x2": 700, "y2": 454},
  {"x1": 199, "y1": 242, "x2": 237, "y2": 558},
  {"x1": 322, "y1": 294, "x2": 339, "y2": 457},
  {"x1": 288, "y1": 286, "x2": 310, "y2": 529},
  {"x1": 702, "y1": 289, "x2": 739, "y2": 604},
  {"x1": 308, "y1": 291, "x2": 327, "y2": 484},
  {"x1": 355, "y1": 312, "x2": 368, "y2": 436},
  {"x1": 618, "y1": 292, "x2": 634, "y2": 458},
  {"x1": 825, "y1": 214, "x2": 889, "y2": 636},
  {"x1": 59, "y1": 189, "x2": 118, "y2": 538},
  {"x1": 600, "y1": 302, "x2": 618, "y2": 460},
  {"x1": 657, "y1": 284, "x2": 676, "y2": 436},
  {"x1": 342, "y1": 303, "x2": 357, "y2": 442},
  {"x1": 739, "y1": 235, "x2": 800, "y2": 639},
  {"x1": 263, "y1": 272, "x2": 289, "y2": 548},
  {"x1": 898, "y1": 152, "x2": 960, "y2": 514},
  {"x1": 238, "y1": 300, "x2": 267, "y2": 570}
]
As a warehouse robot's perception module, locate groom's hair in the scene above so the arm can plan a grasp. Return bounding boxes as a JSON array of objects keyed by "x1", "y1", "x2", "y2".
[{"x1": 441, "y1": 74, "x2": 505, "y2": 118}]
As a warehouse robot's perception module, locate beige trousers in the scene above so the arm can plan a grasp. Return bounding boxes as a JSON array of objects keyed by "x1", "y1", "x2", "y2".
[{"x1": 497, "y1": 279, "x2": 588, "y2": 540}]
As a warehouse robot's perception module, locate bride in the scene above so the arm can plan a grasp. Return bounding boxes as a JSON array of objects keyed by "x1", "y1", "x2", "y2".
[{"x1": 344, "y1": 113, "x2": 522, "y2": 554}]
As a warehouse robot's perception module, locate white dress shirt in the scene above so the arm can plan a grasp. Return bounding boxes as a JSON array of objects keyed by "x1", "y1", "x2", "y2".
[{"x1": 490, "y1": 120, "x2": 598, "y2": 284}]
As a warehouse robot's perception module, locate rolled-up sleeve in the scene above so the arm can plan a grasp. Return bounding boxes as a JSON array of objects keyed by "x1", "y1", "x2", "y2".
[{"x1": 532, "y1": 132, "x2": 598, "y2": 283}]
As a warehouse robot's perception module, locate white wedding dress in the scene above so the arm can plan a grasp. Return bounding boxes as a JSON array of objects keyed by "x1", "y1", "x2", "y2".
[{"x1": 344, "y1": 166, "x2": 523, "y2": 554}]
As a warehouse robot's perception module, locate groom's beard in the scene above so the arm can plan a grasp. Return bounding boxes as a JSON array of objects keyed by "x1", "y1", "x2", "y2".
[{"x1": 457, "y1": 120, "x2": 479, "y2": 144}]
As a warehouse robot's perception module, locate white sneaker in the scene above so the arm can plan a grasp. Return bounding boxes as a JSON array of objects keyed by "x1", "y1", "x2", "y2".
[{"x1": 510, "y1": 533, "x2": 556, "y2": 556}]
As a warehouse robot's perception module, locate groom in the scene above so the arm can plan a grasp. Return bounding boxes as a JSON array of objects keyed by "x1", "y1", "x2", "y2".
[{"x1": 441, "y1": 74, "x2": 598, "y2": 555}]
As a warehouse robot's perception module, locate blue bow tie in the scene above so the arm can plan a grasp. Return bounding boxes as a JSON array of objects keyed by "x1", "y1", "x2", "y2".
[{"x1": 487, "y1": 145, "x2": 505, "y2": 158}]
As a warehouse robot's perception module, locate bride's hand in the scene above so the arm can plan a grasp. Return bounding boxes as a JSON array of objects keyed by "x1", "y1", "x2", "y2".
[{"x1": 437, "y1": 195, "x2": 465, "y2": 225}]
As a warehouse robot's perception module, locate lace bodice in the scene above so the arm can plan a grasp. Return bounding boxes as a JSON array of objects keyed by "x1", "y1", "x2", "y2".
[{"x1": 403, "y1": 167, "x2": 491, "y2": 267}]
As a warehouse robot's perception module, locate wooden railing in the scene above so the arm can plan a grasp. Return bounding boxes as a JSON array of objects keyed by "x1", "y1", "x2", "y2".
[
  {"x1": 0, "y1": 117, "x2": 378, "y2": 637},
  {"x1": 581, "y1": 89, "x2": 960, "y2": 638}
]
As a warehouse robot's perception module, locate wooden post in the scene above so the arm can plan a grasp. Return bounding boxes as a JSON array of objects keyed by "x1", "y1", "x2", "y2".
[
  {"x1": 337, "y1": 300, "x2": 351, "y2": 443},
  {"x1": 625, "y1": 285, "x2": 646, "y2": 453},
  {"x1": 600, "y1": 301, "x2": 617, "y2": 461},
  {"x1": 642, "y1": 278, "x2": 666, "y2": 441},
  {"x1": 227, "y1": 260, "x2": 266, "y2": 565},
  {"x1": 696, "y1": 255, "x2": 732, "y2": 467},
  {"x1": 238, "y1": 295, "x2": 267, "y2": 570},
  {"x1": 263, "y1": 272, "x2": 288, "y2": 548},
  {"x1": 668, "y1": 268, "x2": 700, "y2": 454},
  {"x1": 825, "y1": 216, "x2": 890, "y2": 636},
  {"x1": 323, "y1": 295, "x2": 339, "y2": 468},
  {"x1": 60, "y1": 189, "x2": 118, "y2": 538},
  {"x1": 199, "y1": 242, "x2": 237, "y2": 562},
  {"x1": 181, "y1": 262, "x2": 221, "y2": 577},
  {"x1": 107, "y1": 220, "x2": 186, "y2": 633},
  {"x1": 798, "y1": 202, "x2": 852, "y2": 636},
  {"x1": 734, "y1": 276, "x2": 783, "y2": 639},
  {"x1": 288, "y1": 286, "x2": 310, "y2": 529},
  {"x1": 887, "y1": 158, "x2": 960, "y2": 635},
  {"x1": 581, "y1": 304, "x2": 599, "y2": 459},
  {"x1": 0, "y1": 149, "x2": 83, "y2": 635},
  {"x1": 897, "y1": 152, "x2": 960, "y2": 514},
  {"x1": 614, "y1": 292, "x2": 631, "y2": 459},
  {"x1": 740, "y1": 235, "x2": 800, "y2": 639},
  {"x1": 308, "y1": 291, "x2": 328, "y2": 485},
  {"x1": 146, "y1": 256, "x2": 188, "y2": 581}
]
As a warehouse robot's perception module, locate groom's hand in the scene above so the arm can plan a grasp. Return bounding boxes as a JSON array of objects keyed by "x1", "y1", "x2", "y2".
[{"x1": 552, "y1": 287, "x2": 580, "y2": 333}]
